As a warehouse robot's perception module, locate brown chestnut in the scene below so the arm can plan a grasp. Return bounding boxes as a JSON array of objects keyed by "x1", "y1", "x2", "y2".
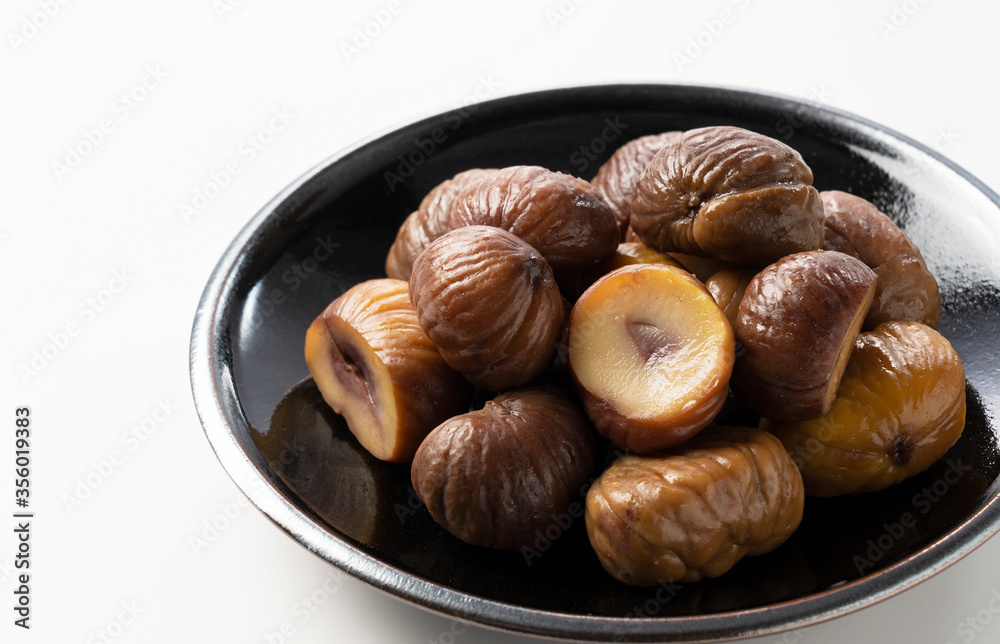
[
  {"x1": 762, "y1": 321, "x2": 966, "y2": 496},
  {"x1": 447, "y1": 165, "x2": 619, "y2": 271},
  {"x1": 821, "y1": 190, "x2": 941, "y2": 330},
  {"x1": 590, "y1": 131, "x2": 682, "y2": 240},
  {"x1": 732, "y1": 250, "x2": 877, "y2": 421},
  {"x1": 385, "y1": 168, "x2": 496, "y2": 280},
  {"x1": 408, "y1": 226, "x2": 564, "y2": 391},
  {"x1": 411, "y1": 384, "x2": 598, "y2": 550},
  {"x1": 630, "y1": 126, "x2": 825, "y2": 264},
  {"x1": 585, "y1": 426, "x2": 804, "y2": 585}
]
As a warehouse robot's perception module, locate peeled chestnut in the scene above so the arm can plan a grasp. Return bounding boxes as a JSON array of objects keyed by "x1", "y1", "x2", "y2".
[
  {"x1": 411, "y1": 384, "x2": 598, "y2": 550},
  {"x1": 821, "y1": 190, "x2": 941, "y2": 330},
  {"x1": 447, "y1": 165, "x2": 618, "y2": 271},
  {"x1": 568, "y1": 241, "x2": 686, "y2": 299},
  {"x1": 409, "y1": 226, "x2": 564, "y2": 391},
  {"x1": 732, "y1": 250, "x2": 877, "y2": 421},
  {"x1": 762, "y1": 321, "x2": 966, "y2": 496},
  {"x1": 586, "y1": 426, "x2": 804, "y2": 585},
  {"x1": 590, "y1": 131, "x2": 681, "y2": 240},
  {"x1": 705, "y1": 266, "x2": 758, "y2": 328},
  {"x1": 385, "y1": 168, "x2": 496, "y2": 280},
  {"x1": 304, "y1": 279, "x2": 472, "y2": 462},
  {"x1": 568, "y1": 263, "x2": 735, "y2": 453},
  {"x1": 630, "y1": 126, "x2": 825, "y2": 265}
]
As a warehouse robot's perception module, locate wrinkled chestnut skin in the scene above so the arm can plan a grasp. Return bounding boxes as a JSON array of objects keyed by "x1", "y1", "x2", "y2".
[
  {"x1": 411, "y1": 384, "x2": 598, "y2": 550},
  {"x1": 630, "y1": 126, "x2": 825, "y2": 265},
  {"x1": 821, "y1": 190, "x2": 941, "y2": 330},
  {"x1": 385, "y1": 168, "x2": 496, "y2": 280},
  {"x1": 586, "y1": 426, "x2": 804, "y2": 585},
  {"x1": 706, "y1": 266, "x2": 758, "y2": 328},
  {"x1": 591, "y1": 132, "x2": 682, "y2": 240},
  {"x1": 762, "y1": 321, "x2": 966, "y2": 497},
  {"x1": 733, "y1": 250, "x2": 877, "y2": 421},
  {"x1": 304, "y1": 279, "x2": 473, "y2": 462},
  {"x1": 409, "y1": 226, "x2": 564, "y2": 391},
  {"x1": 447, "y1": 165, "x2": 618, "y2": 271}
]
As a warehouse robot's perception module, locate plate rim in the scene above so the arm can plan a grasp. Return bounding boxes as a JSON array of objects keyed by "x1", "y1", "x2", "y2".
[{"x1": 189, "y1": 82, "x2": 1000, "y2": 643}]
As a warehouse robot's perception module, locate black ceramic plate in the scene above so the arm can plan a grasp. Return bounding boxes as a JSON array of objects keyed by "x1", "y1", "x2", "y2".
[{"x1": 190, "y1": 84, "x2": 1000, "y2": 642}]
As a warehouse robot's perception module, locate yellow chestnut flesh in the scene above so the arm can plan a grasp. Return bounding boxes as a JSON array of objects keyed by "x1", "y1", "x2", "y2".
[
  {"x1": 762, "y1": 321, "x2": 966, "y2": 497},
  {"x1": 304, "y1": 279, "x2": 472, "y2": 462},
  {"x1": 568, "y1": 263, "x2": 734, "y2": 453}
]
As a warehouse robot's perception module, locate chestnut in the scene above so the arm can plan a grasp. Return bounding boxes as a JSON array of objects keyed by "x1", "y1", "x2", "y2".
[
  {"x1": 447, "y1": 165, "x2": 619, "y2": 271},
  {"x1": 411, "y1": 384, "x2": 598, "y2": 550},
  {"x1": 630, "y1": 125, "x2": 825, "y2": 265},
  {"x1": 731, "y1": 250, "x2": 877, "y2": 421},
  {"x1": 304, "y1": 279, "x2": 473, "y2": 462},
  {"x1": 585, "y1": 426, "x2": 804, "y2": 585},
  {"x1": 408, "y1": 226, "x2": 564, "y2": 391},
  {"x1": 385, "y1": 168, "x2": 496, "y2": 281},
  {"x1": 821, "y1": 190, "x2": 941, "y2": 330},
  {"x1": 590, "y1": 131, "x2": 682, "y2": 240},
  {"x1": 762, "y1": 321, "x2": 966, "y2": 496}
]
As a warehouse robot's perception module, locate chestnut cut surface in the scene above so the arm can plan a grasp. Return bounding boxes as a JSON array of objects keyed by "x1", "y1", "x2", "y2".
[
  {"x1": 821, "y1": 190, "x2": 941, "y2": 330},
  {"x1": 568, "y1": 263, "x2": 734, "y2": 452},
  {"x1": 304, "y1": 279, "x2": 472, "y2": 462},
  {"x1": 733, "y1": 250, "x2": 877, "y2": 421}
]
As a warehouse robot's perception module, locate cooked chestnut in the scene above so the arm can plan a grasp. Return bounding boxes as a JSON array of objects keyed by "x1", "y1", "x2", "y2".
[
  {"x1": 447, "y1": 165, "x2": 618, "y2": 271},
  {"x1": 568, "y1": 241, "x2": 686, "y2": 299},
  {"x1": 762, "y1": 321, "x2": 966, "y2": 496},
  {"x1": 411, "y1": 384, "x2": 598, "y2": 550},
  {"x1": 385, "y1": 168, "x2": 496, "y2": 280},
  {"x1": 586, "y1": 426, "x2": 804, "y2": 585},
  {"x1": 732, "y1": 250, "x2": 876, "y2": 421},
  {"x1": 590, "y1": 131, "x2": 682, "y2": 240},
  {"x1": 304, "y1": 278, "x2": 473, "y2": 462},
  {"x1": 705, "y1": 266, "x2": 758, "y2": 328},
  {"x1": 408, "y1": 226, "x2": 564, "y2": 391},
  {"x1": 568, "y1": 263, "x2": 734, "y2": 453},
  {"x1": 821, "y1": 190, "x2": 941, "y2": 329},
  {"x1": 630, "y1": 126, "x2": 825, "y2": 264}
]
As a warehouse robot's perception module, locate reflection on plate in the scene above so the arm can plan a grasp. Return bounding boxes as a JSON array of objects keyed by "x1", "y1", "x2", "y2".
[{"x1": 192, "y1": 84, "x2": 1000, "y2": 642}]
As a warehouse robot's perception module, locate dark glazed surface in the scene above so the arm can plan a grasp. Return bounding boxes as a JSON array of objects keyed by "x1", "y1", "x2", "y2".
[{"x1": 194, "y1": 85, "x2": 1000, "y2": 642}]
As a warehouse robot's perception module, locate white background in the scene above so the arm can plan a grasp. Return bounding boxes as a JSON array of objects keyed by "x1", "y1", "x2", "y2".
[{"x1": 3, "y1": 1, "x2": 1000, "y2": 643}]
